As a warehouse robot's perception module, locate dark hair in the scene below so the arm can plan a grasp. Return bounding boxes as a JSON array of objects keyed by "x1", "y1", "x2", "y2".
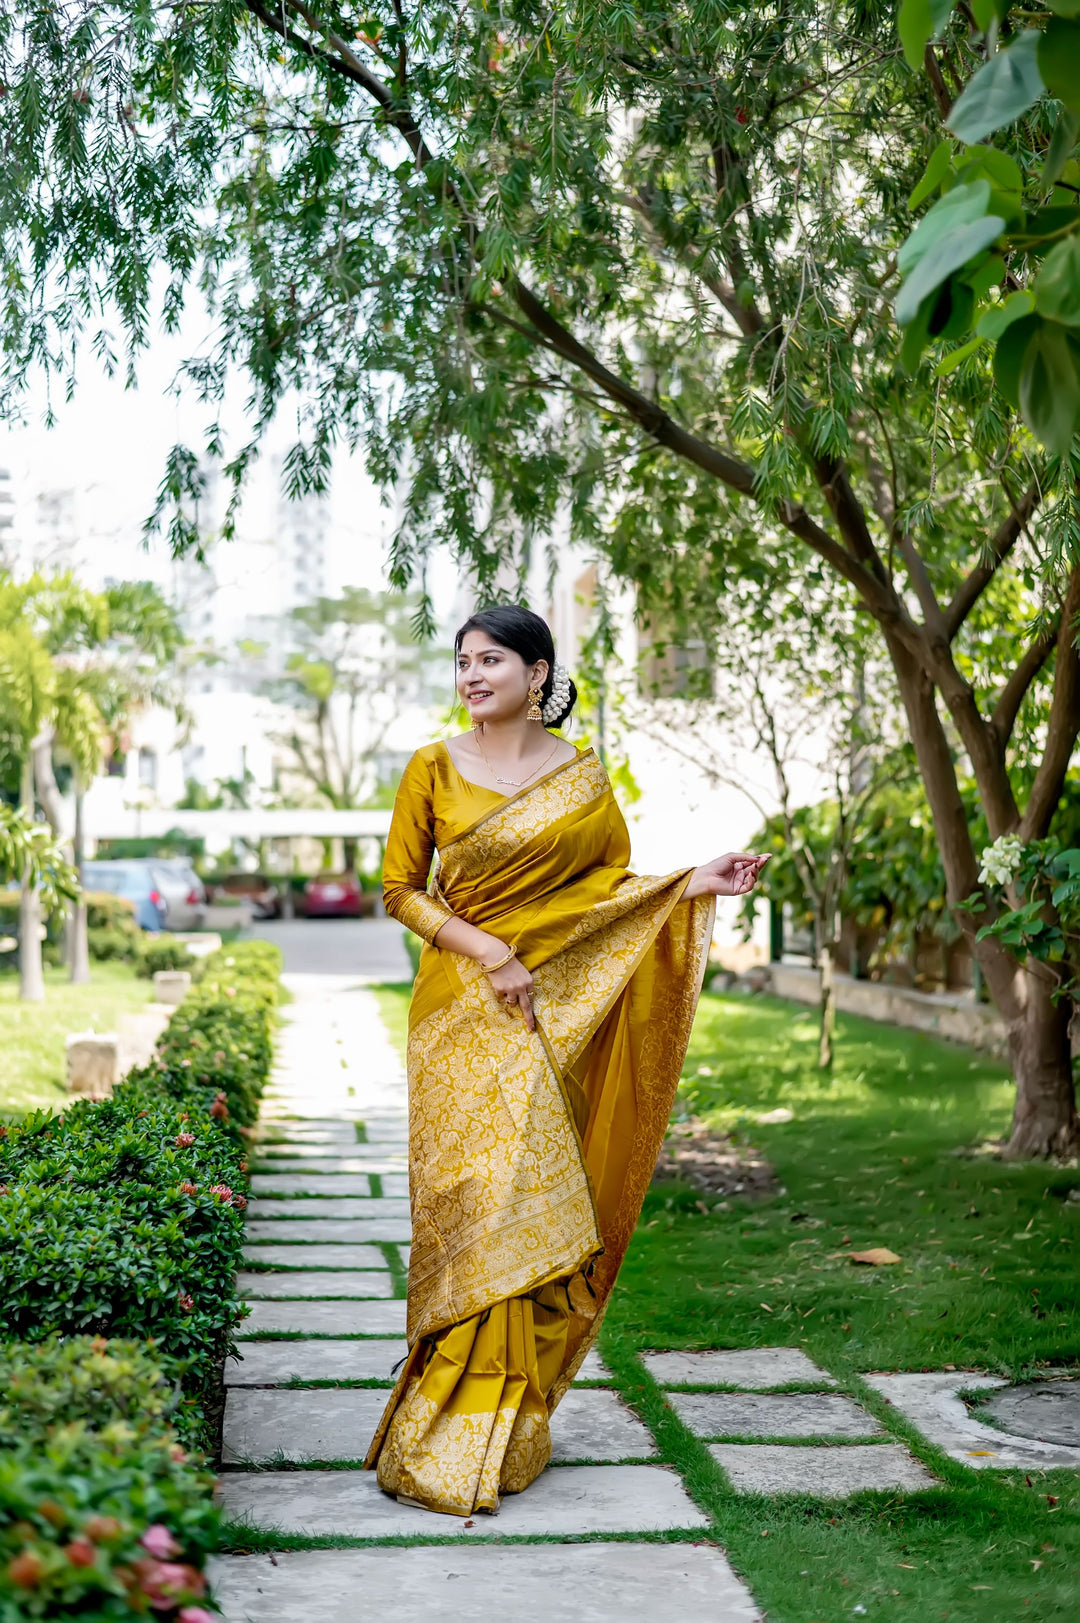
[{"x1": 454, "y1": 605, "x2": 578, "y2": 730}]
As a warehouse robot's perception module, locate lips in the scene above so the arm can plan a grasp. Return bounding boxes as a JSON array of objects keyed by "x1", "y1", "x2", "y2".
[{"x1": 467, "y1": 690, "x2": 493, "y2": 702}]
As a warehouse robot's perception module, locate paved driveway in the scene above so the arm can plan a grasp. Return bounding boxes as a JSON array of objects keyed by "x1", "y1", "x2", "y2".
[{"x1": 245, "y1": 918, "x2": 411, "y2": 980}]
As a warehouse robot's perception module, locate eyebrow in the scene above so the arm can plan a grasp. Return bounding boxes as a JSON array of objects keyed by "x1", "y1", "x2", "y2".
[{"x1": 457, "y1": 645, "x2": 505, "y2": 658}]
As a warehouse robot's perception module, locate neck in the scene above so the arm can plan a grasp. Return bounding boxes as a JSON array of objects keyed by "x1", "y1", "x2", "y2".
[{"x1": 475, "y1": 717, "x2": 546, "y2": 760}]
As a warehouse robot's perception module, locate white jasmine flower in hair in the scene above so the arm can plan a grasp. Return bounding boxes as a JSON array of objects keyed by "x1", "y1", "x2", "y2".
[
  {"x1": 977, "y1": 833, "x2": 1024, "y2": 887},
  {"x1": 542, "y1": 660, "x2": 572, "y2": 725}
]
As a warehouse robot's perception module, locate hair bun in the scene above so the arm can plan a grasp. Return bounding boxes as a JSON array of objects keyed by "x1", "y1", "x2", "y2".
[{"x1": 542, "y1": 662, "x2": 576, "y2": 728}]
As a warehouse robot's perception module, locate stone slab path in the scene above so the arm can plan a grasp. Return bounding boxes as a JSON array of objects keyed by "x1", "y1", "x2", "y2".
[{"x1": 208, "y1": 931, "x2": 943, "y2": 1620}]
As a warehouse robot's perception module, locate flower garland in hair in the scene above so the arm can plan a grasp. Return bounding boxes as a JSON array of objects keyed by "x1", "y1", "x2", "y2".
[{"x1": 541, "y1": 660, "x2": 572, "y2": 726}]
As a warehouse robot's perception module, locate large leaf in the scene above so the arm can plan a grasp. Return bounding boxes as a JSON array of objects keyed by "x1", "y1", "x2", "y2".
[
  {"x1": 976, "y1": 288, "x2": 1035, "y2": 340},
  {"x1": 897, "y1": 179, "x2": 993, "y2": 274},
  {"x1": 1039, "y1": 19, "x2": 1080, "y2": 113},
  {"x1": 1019, "y1": 322, "x2": 1080, "y2": 452},
  {"x1": 1035, "y1": 234, "x2": 1080, "y2": 326},
  {"x1": 898, "y1": 0, "x2": 956, "y2": 70},
  {"x1": 908, "y1": 140, "x2": 953, "y2": 209},
  {"x1": 895, "y1": 216, "x2": 1005, "y2": 325},
  {"x1": 947, "y1": 32, "x2": 1045, "y2": 145},
  {"x1": 992, "y1": 312, "x2": 1040, "y2": 406},
  {"x1": 1044, "y1": 109, "x2": 1080, "y2": 188},
  {"x1": 1048, "y1": 0, "x2": 1080, "y2": 18}
]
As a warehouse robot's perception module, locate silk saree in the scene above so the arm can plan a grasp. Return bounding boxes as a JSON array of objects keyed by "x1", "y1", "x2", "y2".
[{"x1": 364, "y1": 741, "x2": 714, "y2": 1515}]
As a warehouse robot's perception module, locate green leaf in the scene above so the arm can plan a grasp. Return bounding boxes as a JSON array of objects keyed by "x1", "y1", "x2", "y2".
[
  {"x1": 959, "y1": 145, "x2": 1024, "y2": 194},
  {"x1": 898, "y1": 179, "x2": 993, "y2": 274},
  {"x1": 900, "y1": 293, "x2": 936, "y2": 370},
  {"x1": 1039, "y1": 19, "x2": 1080, "y2": 113},
  {"x1": 977, "y1": 288, "x2": 1036, "y2": 339},
  {"x1": 935, "y1": 335, "x2": 984, "y2": 374},
  {"x1": 1044, "y1": 109, "x2": 1080, "y2": 188},
  {"x1": 899, "y1": 0, "x2": 956, "y2": 70},
  {"x1": 1034, "y1": 233, "x2": 1080, "y2": 325},
  {"x1": 1047, "y1": 0, "x2": 1080, "y2": 18},
  {"x1": 1019, "y1": 321, "x2": 1080, "y2": 451},
  {"x1": 895, "y1": 215, "x2": 1005, "y2": 324},
  {"x1": 908, "y1": 140, "x2": 954, "y2": 209},
  {"x1": 931, "y1": 278, "x2": 975, "y2": 338},
  {"x1": 992, "y1": 312, "x2": 1041, "y2": 406},
  {"x1": 947, "y1": 32, "x2": 1045, "y2": 145},
  {"x1": 972, "y1": 0, "x2": 1009, "y2": 27},
  {"x1": 962, "y1": 253, "x2": 1005, "y2": 298}
]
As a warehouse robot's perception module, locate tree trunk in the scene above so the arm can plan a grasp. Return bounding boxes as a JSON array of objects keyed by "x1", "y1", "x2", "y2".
[
  {"x1": 1004, "y1": 969, "x2": 1078, "y2": 1159},
  {"x1": 18, "y1": 759, "x2": 45, "y2": 1003},
  {"x1": 818, "y1": 939, "x2": 835, "y2": 1071},
  {"x1": 343, "y1": 836, "x2": 358, "y2": 872},
  {"x1": 69, "y1": 784, "x2": 90, "y2": 984}
]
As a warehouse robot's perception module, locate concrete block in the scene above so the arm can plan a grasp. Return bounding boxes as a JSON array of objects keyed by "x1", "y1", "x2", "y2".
[
  {"x1": 207, "y1": 1543, "x2": 761, "y2": 1623},
  {"x1": 864, "y1": 1371, "x2": 1080, "y2": 1470},
  {"x1": 551, "y1": 1389, "x2": 655, "y2": 1461},
  {"x1": 381, "y1": 1173, "x2": 409, "y2": 1198},
  {"x1": 670, "y1": 1391, "x2": 881, "y2": 1440},
  {"x1": 238, "y1": 1298, "x2": 407, "y2": 1338},
  {"x1": 172, "y1": 932, "x2": 222, "y2": 958},
  {"x1": 249, "y1": 1174, "x2": 373, "y2": 1197},
  {"x1": 709, "y1": 1442, "x2": 935, "y2": 1496},
  {"x1": 247, "y1": 1197, "x2": 410, "y2": 1220},
  {"x1": 237, "y1": 1271, "x2": 394, "y2": 1301},
  {"x1": 578, "y1": 1349, "x2": 611, "y2": 1383},
  {"x1": 257, "y1": 1143, "x2": 406, "y2": 1165},
  {"x1": 244, "y1": 1219, "x2": 412, "y2": 1245},
  {"x1": 152, "y1": 969, "x2": 191, "y2": 1005},
  {"x1": 65, "y1": 1032, "x2": 120, "y2": 1097},
  {"x1": 250, "y1": 1158, "x2": 399, "y2": 1175},
  {"x1": 216, "y1": 1464, "x2": 708, "y2": 1536},
  {"x1": 241, "y1": 1245, "x2": 389, "y2": 1271},
  {"x1": 225, "y1": 1338, "x2": 407, "y2": 1387},
  {"x1": 643, "y1": 1348, "x2": 836, "y2": 1388}
]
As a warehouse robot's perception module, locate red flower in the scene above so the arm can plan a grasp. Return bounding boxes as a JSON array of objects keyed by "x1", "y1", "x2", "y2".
[
  {"x1": 209, "y1": 1097, "x2": 229, "y2": 1121},
  {"x1": 83, "y1": 1516, "x2": 123, "y2": 1542},
  {"x1": 131, "y1": 1557, "x2": 206, "y2": 1609},
  {"x1": 0, "y1": 1185, "x2": 10, "y2": 1197},
  {"x1": 64, "y1": 1538, "x2": 96, "y2": 1568},
  {"x1": 175, "y1": 1132, "x2": 195, "y2": 1148},
  {"x1": 178, "y1": 1181, "x2": 198, "y2": 1196},
  {"x1": 207, "y1": 1184, "x2": 234, "y2": 1203},
  {"x1": 736, "y1": 106, "x2": 748, "y2": 123},
  {"x1": 7, "y1": 1551, "x2": 45, "y2": 1588},
  {"x1": 233, "y1": 1193, "x2": 247, "y2": 1210},
  {"x1": 177, "y1": 1293, "x2": 194, "y2": 1313}
]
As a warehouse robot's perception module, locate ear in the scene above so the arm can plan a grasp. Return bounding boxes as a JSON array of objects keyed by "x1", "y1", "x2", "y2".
[{"x1": 530, "y1": 659, "x2": 550, "y2": 688}]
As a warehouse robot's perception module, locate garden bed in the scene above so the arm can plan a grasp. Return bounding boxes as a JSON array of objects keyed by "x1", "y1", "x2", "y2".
[{"x1": 0, "y1": 940, "x2": 282, "y2": 1619}]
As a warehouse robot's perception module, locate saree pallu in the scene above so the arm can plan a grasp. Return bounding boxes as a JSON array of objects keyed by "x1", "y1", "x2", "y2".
[{"x1": 364, "y1": 743, "x2": 714, "y2": 1514}]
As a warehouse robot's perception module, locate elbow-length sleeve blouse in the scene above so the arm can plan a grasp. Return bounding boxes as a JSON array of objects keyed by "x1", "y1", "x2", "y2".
[{"x1": 382, "y1": 747, "x2": 457, "y2": 944}]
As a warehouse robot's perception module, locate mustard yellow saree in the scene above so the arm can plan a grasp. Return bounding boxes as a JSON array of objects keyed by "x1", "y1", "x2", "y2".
[{"x1": 364, "y1": 741, "x2": 714, "y2": 1515}]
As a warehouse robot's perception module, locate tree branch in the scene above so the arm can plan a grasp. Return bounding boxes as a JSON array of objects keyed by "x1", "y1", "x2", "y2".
[
  {"x1": 923, "y1": 44, "x2": 954, "y2": 120},
  {"x1": 1020, "y1": 567, "x2": 1080, "y2": 840},
  {"x1": 943, "y1": 477, "x2": 1041, "y2": 639},
  {"x1": 991, "y1": 615, "x2": 1060, "y2": 747}
]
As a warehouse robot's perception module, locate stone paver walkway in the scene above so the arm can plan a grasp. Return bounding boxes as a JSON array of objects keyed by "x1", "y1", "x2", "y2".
[{"x1": 207, "y1": 929, "x2": 938, "y2": 1619}]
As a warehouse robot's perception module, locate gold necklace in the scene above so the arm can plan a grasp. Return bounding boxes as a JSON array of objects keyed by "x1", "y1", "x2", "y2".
[{"x1": 473, "y1": 726, "x2": 561, "y2": 788}]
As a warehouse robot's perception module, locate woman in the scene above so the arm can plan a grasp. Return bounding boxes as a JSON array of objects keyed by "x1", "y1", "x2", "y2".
[{"x1": 365, "y1": 605, "x2": 766, "y2": 1516}]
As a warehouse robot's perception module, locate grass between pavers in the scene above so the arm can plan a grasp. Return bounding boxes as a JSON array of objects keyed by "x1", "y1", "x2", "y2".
[
  {"x1": 0, "y1": 959, "x2": 155, "y2": 1115},
  {"x1": 368, "y1": 980, "x2": 1080, "y2": 1619}
]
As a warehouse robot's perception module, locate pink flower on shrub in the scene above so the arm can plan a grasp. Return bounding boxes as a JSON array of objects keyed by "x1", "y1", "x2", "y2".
[
  {"x1": 132, "y1": 1557, "x2": 205, "y2": 1609},
  {"x1": 63, "y1": 1538, "x2": 97, "y2": 1568},
  {"x1": 175, "y1": 1132, "x2": 195, "y2": 1148},
  {"x1": 169, "y1": 1444, "x2": 187, "y2": 1464},
  {"x1": 178, "y1": 1181, "x2": 198, "y2": 1196},
  {"x1": 179, "y1": 1610, "x2": 217, "y2": 1623},
  {"x1": 140, "y1": 1526, "x2": 181, "y2": 1561},
  {"x1": 233, "y1": 1193, "x2": 247, "y2": 1210},
  {"x1": 208, "y1": 1184, "x2": 234, "y2": 1203},
  {"x1": 177, "y1": 1293, "x2": 194, "y2": 1313}
]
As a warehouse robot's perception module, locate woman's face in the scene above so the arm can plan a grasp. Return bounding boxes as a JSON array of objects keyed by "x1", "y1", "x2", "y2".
[{"x1": 456, "y1": 632, "x2": 547, "y2": 724}]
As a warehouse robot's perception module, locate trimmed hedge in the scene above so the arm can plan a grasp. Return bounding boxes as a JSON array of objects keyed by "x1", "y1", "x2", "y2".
[
  {"x1": 0, "y1": 1338, "x2": 219, "y2": 1621},
  {"x1": 0, "y1": 938, "x2": 283, "y2": 1618},
  {"x1": 135, "y1": 939, "x2": 195, "y2": 979}
]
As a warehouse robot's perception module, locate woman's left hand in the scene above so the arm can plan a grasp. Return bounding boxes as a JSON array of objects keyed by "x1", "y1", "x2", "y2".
[{"x1": 685, "y1": 853, "x2": 769, "y2": 899}]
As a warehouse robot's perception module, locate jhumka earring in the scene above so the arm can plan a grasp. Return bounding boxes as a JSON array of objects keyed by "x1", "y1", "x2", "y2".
[{"x1": 526, "y1": 684, "x2": 544, "y2": 722}]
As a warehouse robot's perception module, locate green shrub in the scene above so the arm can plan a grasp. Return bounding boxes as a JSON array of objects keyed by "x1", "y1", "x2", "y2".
[
  {"x1": 85, "y1": 893, "x2": 143, "y2": 963},
  {"x1": 0, "y1": 1097, "x2": 247, "y2": 1441},
  {"x1": 0, "y1": 1337, "x2": 220, "y2": 1621},
  {"x1": 136, "y1": 938, "x2": 195, "y2": 979}
]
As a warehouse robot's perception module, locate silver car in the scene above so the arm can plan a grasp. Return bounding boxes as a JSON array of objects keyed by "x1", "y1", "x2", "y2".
[{"x1": 116, "y1": 858, "x2": 207, "y2": 931}]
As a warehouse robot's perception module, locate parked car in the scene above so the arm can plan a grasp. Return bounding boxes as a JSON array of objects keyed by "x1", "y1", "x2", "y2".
[
  {"x1": 144, "y1": 859, "x2": 207, "y2": 931},
  {"x1": 209, "y1": 871, "x2": 282, "y2": 919},
  {"x1": 83, "y1": 861, "x2": 166, "y2": 932},
  {"x1": 304, "y1": 872, "x2": 365, "y2": 918}
]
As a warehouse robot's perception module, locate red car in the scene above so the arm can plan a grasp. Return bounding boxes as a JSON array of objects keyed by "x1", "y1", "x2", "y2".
[{"x1": 304, "y1": 872, "x2": 365, "y2": 918}]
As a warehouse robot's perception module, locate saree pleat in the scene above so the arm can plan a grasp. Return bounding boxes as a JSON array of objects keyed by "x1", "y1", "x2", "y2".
[{"x1": 365, "y1": 743, "x2": 714, "y2": 1514}]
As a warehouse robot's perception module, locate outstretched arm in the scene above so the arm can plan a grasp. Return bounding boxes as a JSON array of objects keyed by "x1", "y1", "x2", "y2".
[{"x1": 682, "y1": 852, "x2": 769, "y2": 900}]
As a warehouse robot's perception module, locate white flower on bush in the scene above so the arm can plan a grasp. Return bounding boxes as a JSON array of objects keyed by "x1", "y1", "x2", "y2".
[{"x1": 978, "y1": 833, "x2": 1024, "y2": 888}]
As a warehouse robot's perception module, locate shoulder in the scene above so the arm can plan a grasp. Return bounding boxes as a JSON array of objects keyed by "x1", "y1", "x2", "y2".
[{"x1": 394, "y1": 743, "x2": 445, "y2": 801}]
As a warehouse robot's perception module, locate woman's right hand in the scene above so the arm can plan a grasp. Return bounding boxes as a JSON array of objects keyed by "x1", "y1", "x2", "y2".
[{"x1": 486, "y1": 956, "x2": 536, "y2": 1031}]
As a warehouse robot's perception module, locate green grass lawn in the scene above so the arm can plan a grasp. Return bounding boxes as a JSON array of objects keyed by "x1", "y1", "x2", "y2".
[
  {"x1": 0, "y1": 960, "x2": 155, "y2": 1117},
  {"x1": 372, "y1": 981, "x2": 1080, "y2": 1621}
]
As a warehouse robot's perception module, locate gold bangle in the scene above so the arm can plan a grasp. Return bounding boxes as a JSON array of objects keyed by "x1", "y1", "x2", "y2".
[{"x1": 481, "y1": 944, "x2": 518, "y2": 973}]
